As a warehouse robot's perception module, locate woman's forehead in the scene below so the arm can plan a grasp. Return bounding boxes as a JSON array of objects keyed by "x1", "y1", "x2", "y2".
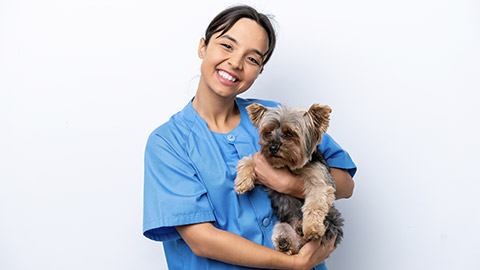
[{"x1": 215, "y1": 18, "x2": 269, "y2": 54}]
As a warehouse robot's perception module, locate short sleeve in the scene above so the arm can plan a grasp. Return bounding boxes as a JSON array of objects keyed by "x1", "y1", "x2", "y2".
[
  {"x1": 143, "y1": 132, "x2": 215, "y2": 242},
  {"x1": 319, "y1": 133, "x2": 357, "y2": 177}
]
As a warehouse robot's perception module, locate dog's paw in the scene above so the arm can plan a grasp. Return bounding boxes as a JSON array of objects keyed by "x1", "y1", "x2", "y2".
[
  {"x1": 234, "y1": 157, "x2": 256, "y2": 194},
  {"x1": 274, "y1": 235, "x2": 297, "y2": 255},
  {"x1": 302, "y1": 215, "x2": 326, "y2": 241},
  {"x1": 294, "y1": 220, "x2": 304, "y2": 238},
  {"x1": 234, "y1": 176, "x2": 255, "y2": 194},
  {"x1": 272, "y1": 222, "x2": 302, "y2": 254}
]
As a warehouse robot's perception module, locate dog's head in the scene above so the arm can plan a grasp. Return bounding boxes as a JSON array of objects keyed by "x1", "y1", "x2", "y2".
[{"x1": 247, "y1": 103, "x2": 332, "y2": 170}]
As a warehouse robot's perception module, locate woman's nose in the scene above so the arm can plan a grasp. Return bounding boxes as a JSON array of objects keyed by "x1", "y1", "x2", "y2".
[{"x1": 228, "y1": 53, "x2": 243, "y2": 70}]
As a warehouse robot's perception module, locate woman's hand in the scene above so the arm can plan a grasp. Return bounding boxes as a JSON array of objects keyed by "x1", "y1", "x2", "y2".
[
  {"x1": 291, "y1": 235, "x2": 337, "y2": 270},
  {"x1": 252, "y1": 152, "x2": 305, "y2": 198},
  {"x1": 252, "y1": 151, "x2": 355, "y2": 200}
]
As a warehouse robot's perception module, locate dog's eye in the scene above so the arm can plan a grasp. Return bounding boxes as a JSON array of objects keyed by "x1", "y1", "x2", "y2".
[
  {"x1": 261, "y1": 130, "x2": 272, "y2": 138},
  {"x1": 282, "y1": 131, "x2": 294, "y2": 138}
]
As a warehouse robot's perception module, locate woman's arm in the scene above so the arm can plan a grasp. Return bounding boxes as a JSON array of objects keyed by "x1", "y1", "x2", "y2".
[
  {"x1": 330, "y1": 167, "x2": 354, "y2": 199},
  {"x1": 252, "y1": 152, "x2": 354, "y2": 199},
  {"x1": 175, "y1": 222, "x2": 336, "y2": 270}
]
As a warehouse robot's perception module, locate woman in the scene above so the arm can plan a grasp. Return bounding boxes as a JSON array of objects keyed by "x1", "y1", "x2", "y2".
[{"x1": 143, "y1": 5, "x2": 356, "y2": 269}]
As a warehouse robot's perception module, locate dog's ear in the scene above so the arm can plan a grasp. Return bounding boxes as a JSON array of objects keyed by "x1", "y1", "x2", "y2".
[
  {"x1": 305, "y1": 104, "x2": 332, "y2": 141},
  {"x1": 246, "y1": 103, "x2": 268, "y2": 127}
]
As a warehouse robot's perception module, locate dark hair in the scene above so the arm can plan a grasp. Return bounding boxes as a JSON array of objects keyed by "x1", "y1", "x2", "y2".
[{"x1": 204, "y1": 5, "x2": 277, "y2": 70}]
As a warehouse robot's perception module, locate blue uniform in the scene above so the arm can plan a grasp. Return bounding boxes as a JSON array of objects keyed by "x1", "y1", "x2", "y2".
[{"x1": 143, "y1": 97, "x2": 357, "y2": 269}]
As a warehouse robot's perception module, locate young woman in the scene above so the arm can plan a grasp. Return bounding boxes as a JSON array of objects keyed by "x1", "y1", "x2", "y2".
[{"x1": 143, "y1": 5, "x2": 356, "y2": 270}]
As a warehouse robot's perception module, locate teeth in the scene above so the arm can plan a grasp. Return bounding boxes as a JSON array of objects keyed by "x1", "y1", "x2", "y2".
[{"x1": 218, "y1": 70, "x2": 237, "y2": 82}]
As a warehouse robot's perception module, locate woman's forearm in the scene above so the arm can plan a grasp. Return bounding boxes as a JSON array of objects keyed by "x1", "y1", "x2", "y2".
[
  {"x1": 176, "y1": 222, "x2": 295, "y2": 269},
  {"x1": 252, "y1": 153, "x2": 354, "y2": 200},
  {"x1": 280, "y1": 168, "x2": 354, "y2": 200},
  {"x1": 176, "y1": 222, "x2": 335, "y2": 270},
  {"x1": 330, "y1": 167, "x2": 354, "y2": 199}
]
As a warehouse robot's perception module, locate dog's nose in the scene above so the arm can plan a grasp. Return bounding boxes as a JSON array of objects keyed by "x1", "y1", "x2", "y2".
[{"x1": 269, "y1": 144, "x2": 280, "y2": 155}]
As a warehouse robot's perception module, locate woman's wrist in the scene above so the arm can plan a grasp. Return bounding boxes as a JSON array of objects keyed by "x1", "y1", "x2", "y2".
[
  {"x1": 284, "y1": 174, "x2": 305, "y2": 199},
  {"x1": 291, "y1": 255, "x2": 297, "y2": 270},
  {"x1": 290, "y1": 254, "x2": 307, "y2": 270}
]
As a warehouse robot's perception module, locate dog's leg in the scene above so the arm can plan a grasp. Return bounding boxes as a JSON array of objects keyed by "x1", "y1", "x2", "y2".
[
  {"x1": 272, "y1": 222, "x2": 302, "y2": 255},
  {"x1": 322, "y1": 206, "x2": 344, "y2": 247},
  {"x1": 300, "y1": 163, "x2": 336, "y2": 241},
  {"x1": 302, "y1": 184, "x2": 335, "y2": 240},
  {"x1": 293, "y1": 219, "x2": 304, "y2": 239},
  {"x1": 234, "y1": 156, "x2": 256, "y2": 194}
]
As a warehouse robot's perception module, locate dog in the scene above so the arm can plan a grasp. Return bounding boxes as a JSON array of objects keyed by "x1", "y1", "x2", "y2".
[{"x1": 234, "y1": 103, "x2": 343, "y2": 254}]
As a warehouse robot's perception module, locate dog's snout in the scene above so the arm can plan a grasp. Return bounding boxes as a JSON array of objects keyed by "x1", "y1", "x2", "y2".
[{"x1": 269, "y1": 143, "x2": 281, "y2": 155}]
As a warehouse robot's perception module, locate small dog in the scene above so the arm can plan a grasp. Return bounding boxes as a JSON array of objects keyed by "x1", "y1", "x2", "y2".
[{"x1": 234, "y1": 103, "x2": 343, "y2": 254}]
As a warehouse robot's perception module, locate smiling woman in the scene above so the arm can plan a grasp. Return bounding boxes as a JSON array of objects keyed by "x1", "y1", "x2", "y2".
[
  {"x1": 195, "y1": 18, "x2": 268, "y2": 113},
  {"x1": 142, "y1": 5, "x2": 356, "y2": 270},
  {"x1": 203, "y1": 6, "x2": 276, "y2": 69}
]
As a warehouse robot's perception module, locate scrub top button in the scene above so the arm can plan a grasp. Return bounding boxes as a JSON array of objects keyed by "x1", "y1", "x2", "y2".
[
  {"x1": 262, "y1": 217, "x2": 270, "y2": 227},
  {"x1": 227, "y1": 134, "x2": 236, "y2": 142}
]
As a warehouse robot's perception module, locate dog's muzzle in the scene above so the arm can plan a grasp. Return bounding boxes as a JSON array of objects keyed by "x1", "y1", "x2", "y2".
[{"x1": 269, "y1": 143, "x2": 281, "y2": 155}]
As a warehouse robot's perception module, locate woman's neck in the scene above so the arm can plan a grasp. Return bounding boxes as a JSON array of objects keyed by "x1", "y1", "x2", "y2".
[{"x1": 192, "y1": 91, "x2": 241, "y2": 134}]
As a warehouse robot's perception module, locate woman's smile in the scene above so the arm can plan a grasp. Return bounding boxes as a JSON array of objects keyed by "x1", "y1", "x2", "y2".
[{"x1": 216, "y1": 69, "x2": 240, "y2": 86}]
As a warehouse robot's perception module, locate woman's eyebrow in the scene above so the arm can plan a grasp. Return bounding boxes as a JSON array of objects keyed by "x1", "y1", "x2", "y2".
[{"x1": 220, "y1": 34, "x2": 264, "y2": 58}]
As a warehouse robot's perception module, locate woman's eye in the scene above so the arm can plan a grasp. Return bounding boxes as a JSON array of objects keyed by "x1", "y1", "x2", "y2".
[
  {"x1": 221, "y1": 43, "x2": 232, "y2": 49},
  {"x1": 247, "y1": 57, "x2": 260, "y2": 65}
]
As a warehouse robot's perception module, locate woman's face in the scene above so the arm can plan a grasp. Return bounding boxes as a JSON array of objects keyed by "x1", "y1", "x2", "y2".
[{"x1": 197, "y1": 18, "x2": 269, "y2": 99}]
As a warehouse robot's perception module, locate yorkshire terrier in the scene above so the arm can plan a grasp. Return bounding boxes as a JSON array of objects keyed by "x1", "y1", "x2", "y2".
[{"x1": 234, "y1": 103, "x2": 343, "y2": 254}]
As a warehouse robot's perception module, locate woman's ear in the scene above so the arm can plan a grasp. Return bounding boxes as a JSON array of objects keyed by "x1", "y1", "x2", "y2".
[{"x1": 198, "y1": 38, "x2": 206, "y2": 59}]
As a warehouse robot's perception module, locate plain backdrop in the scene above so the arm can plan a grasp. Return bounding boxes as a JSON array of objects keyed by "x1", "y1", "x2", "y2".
[{"x1": 1, "y1": 0, "x2": 479, "y2": 269}]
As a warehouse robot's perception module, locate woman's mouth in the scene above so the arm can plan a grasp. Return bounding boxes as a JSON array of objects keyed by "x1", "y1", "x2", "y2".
[{"x1": 217, "y1": 70, "x2": 239, "y2": 85}]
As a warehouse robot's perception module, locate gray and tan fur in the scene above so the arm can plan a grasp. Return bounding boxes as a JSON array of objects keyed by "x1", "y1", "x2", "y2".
[{"x1": 234, "y1": 103, "x2": 343, "y2": 254}]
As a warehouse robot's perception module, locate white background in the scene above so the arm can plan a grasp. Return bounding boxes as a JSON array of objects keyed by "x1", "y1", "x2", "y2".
[{"x1": 1, "y1": 0, "x2": 479, "y2": 269}]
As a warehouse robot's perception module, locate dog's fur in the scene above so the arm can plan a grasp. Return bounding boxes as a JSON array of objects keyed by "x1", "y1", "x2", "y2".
[{"x1": 234, "y1": 103, "x2": 343, "y2": 254}]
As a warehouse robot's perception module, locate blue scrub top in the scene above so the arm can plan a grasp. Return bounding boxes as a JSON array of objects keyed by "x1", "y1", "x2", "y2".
[{"x1": 143, "y1": 97, "x2": 357, "y2": 270}]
